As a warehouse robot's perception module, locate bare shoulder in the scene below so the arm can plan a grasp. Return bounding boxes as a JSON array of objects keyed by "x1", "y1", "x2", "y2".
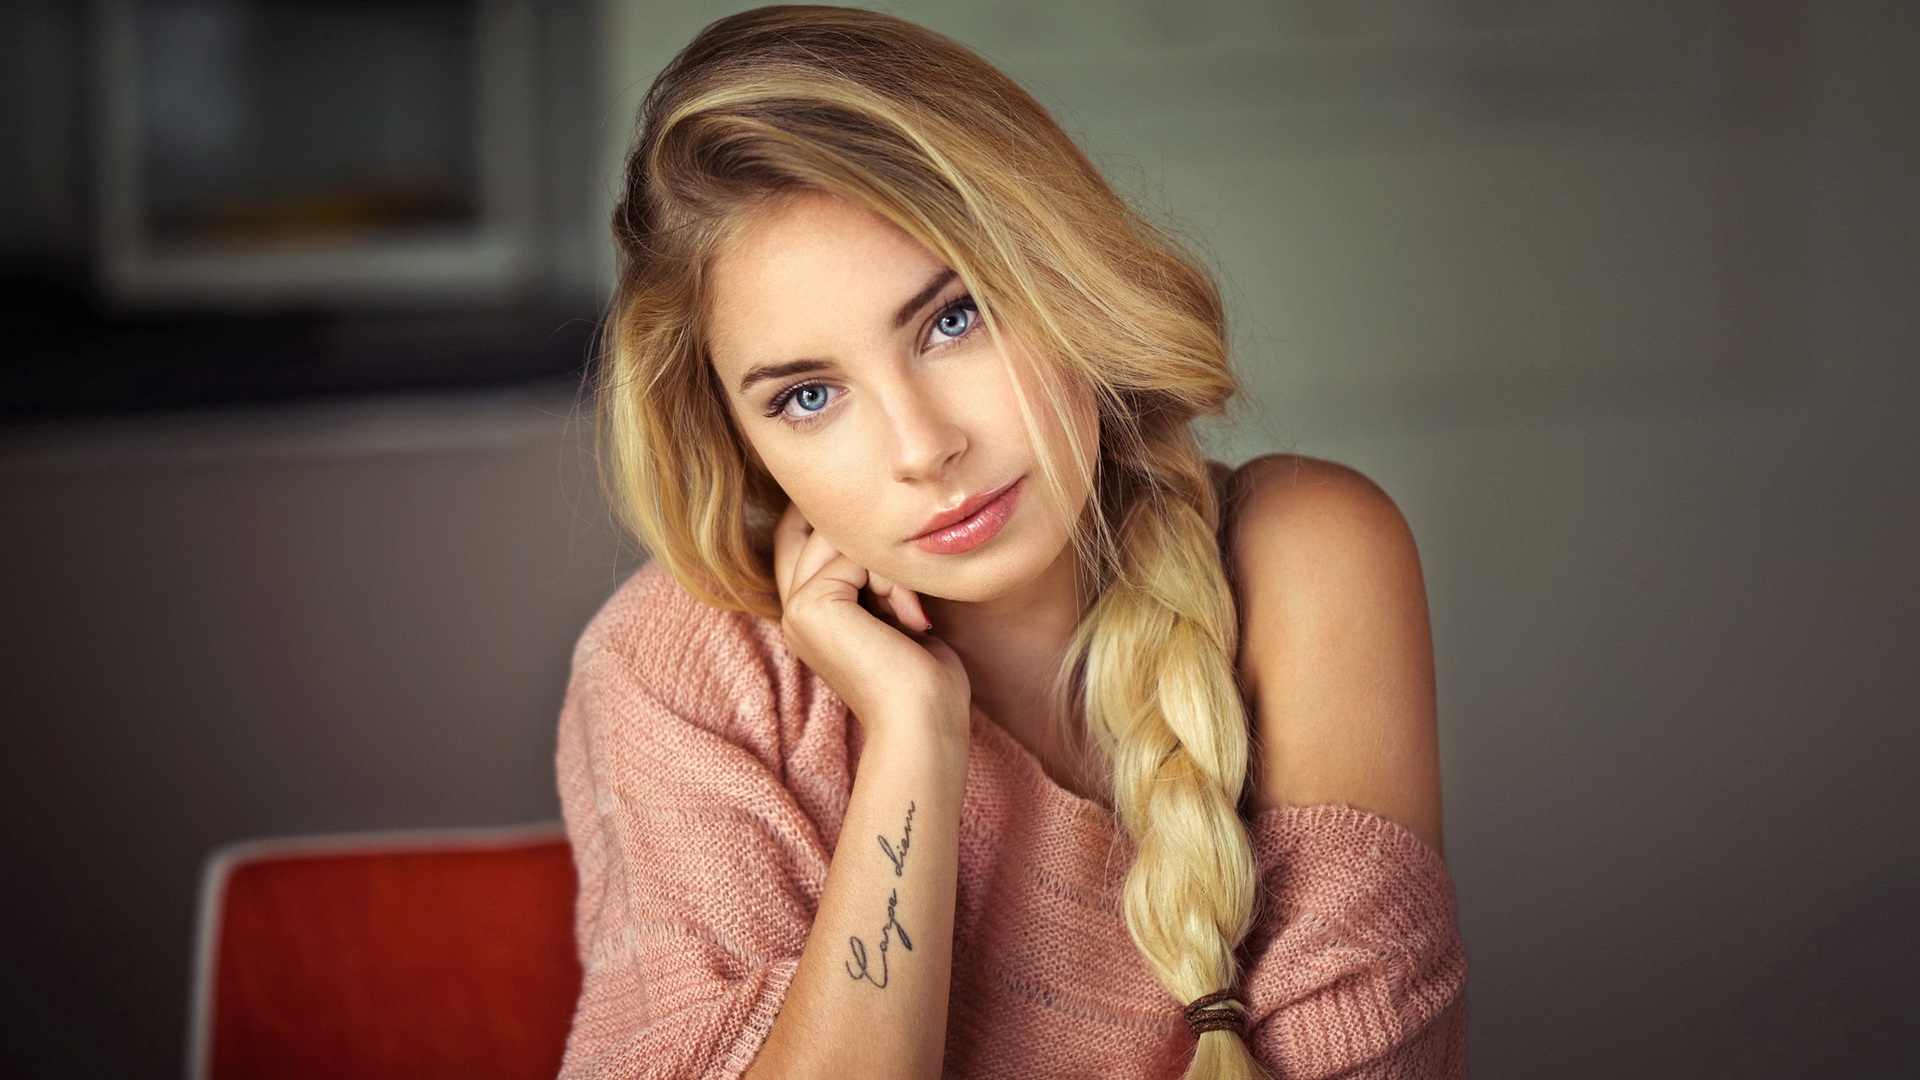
[{"x1": 1220, "y1": 453, "x2": 1445, "y2": 856}]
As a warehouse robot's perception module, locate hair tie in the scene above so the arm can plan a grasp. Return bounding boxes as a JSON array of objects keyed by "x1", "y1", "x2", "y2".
[{"x1": 1183, "y1": 989, "x2": 1247, "y2": 1038}]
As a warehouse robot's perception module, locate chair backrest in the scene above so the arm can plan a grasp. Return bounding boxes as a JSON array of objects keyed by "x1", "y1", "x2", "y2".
[{"x1": 187, "y1": 824, "x2": 582, "y2": 1080}]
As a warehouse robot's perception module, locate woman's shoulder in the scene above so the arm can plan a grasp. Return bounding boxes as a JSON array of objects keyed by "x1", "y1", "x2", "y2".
[
  {"x1": 1209, "y1": 453, "x2": 1418, "y2": 597},
  {"x1": 1214, "y1": 452, "x2": 1446, "y2": 856},
  {"x1": 559, "y1": 558, "x2": 838, "y2": 794},
  {"x1": 1212, "y1": 452, "x2": 1403, "y2": 534},
  {"x1": 570, "y1": 558, "x2": 786, "y2": 705}
]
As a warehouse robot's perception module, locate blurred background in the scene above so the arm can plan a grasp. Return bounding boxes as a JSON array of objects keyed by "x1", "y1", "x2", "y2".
[{"x1": 1, "y1": 0, "x2": 1913, "y2": 1076}]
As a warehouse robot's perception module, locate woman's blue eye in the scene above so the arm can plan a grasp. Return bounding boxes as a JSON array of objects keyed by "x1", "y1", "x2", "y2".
[
  {"x1": 765, "y1": 381, "x2": 836, "y2": 422},
  {"x1": 932, "y1": 299, "x2": 977, "y2": 342}
]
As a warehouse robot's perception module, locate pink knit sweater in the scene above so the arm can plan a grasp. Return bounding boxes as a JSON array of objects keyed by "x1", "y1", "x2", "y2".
[{"x1": 555, "y1": 561, "x2": 1468, "y2": 1079}]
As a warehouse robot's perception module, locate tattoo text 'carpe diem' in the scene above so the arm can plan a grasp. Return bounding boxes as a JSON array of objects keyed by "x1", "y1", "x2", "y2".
[{"x1": 847, "y1": 802, "x2": 917, "y2": 988}]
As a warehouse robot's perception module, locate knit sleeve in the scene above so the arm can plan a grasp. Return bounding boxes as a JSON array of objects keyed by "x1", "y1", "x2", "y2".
[
  {"x1": 554, "y1": 577, "x2": 833, "y2": 1080},
  {"x1": 1239, "y1": 804, "x2": 1469, "y2": 1080}
]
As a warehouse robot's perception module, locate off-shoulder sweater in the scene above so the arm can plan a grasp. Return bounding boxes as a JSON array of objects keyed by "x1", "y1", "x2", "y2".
[{"x1": 554, "y1": 560, "x2": 1468, "y2": 1080}]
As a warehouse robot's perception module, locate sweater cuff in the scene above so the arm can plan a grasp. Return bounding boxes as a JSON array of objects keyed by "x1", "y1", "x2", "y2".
[
  {"x1": 718, "y1": 956, "x2": 802, "y2": 1080},
  {"x1": 1239, "y1": 803, "x2": 1468, "y2": 1079}
]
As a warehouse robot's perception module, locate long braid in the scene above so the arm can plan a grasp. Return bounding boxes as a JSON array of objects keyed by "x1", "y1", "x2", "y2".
[{"x1": 1058, "y1": 444, "x2": 1266, "y2": 1080}]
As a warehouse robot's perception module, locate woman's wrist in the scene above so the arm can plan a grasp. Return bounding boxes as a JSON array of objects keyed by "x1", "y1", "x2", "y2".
[{"x1": 858, "y1": 705, "x2": 971, "y2": 784}]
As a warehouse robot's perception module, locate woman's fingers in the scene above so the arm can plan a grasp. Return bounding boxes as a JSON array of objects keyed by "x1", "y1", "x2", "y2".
[
  {"x1": 774, "y1": 500, "x2": 925, "y2": 633},
  {"x1": 868, "y1": 571, "x2": 930, "y2": 632},
  {"x1": 775, "y1": 502, "x2": 863, "y2": 606},
  {"x1": 772, "y1": 501, "x2": 813, "y2": 602},
  {"x1": 791, "y1": 527, "x2": 857, "y2": 601}
]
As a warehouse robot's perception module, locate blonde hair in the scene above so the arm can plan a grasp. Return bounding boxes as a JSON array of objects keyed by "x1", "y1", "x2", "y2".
[{"x1": 598, "y1": 8, "x2": 1263, "y2": 1077}]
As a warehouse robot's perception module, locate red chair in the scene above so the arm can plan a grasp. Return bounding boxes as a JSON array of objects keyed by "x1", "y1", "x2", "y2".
[{"x1": 188, "y1": 824, "x2": 582, "y2": 1080}]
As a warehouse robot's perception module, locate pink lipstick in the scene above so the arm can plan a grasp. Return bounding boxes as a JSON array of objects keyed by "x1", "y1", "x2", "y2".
[{"x1": 911, "y1": 478, "x2": 1023, "y2": 555}]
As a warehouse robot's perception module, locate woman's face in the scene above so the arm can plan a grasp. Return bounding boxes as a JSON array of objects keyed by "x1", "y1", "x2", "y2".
[{"x1": 704, "y1": 191, "x2": 1096, "y2": 603}]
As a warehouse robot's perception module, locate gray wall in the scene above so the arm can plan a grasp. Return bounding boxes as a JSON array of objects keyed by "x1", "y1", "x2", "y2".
[
  {"x1": 1, "y1": 0, "x2": 1915, "y2": 1076},
  {"x1": 0, "y1": 386, "x2": 633, "y2": 1075}
]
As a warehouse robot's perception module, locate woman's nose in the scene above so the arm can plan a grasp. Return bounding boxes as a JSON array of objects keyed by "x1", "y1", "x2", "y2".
[{"x1": 882, "y1": 382, "x2": 966, "y2": 482}]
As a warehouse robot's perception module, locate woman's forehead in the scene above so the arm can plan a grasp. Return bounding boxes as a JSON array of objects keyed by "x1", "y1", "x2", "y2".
[{"x1": 703, "y1": 193, "x2": 949, "y2": 365}]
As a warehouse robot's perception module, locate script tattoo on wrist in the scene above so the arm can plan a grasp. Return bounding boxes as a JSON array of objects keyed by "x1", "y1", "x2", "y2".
[
  {"x1": 846, "y1": 801, "x2": 916, "y2": 988},
  {"x1": 878, "y1": 799, "x2": 914, "y2": 876}
]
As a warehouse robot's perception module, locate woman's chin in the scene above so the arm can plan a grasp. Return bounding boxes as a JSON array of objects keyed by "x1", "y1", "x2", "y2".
[
  {"x1": 889, "y1": 546, "x2": 1058, "y2": 606},
  {"x1": 904, "y1": 580, "x2": 1002, "y2": 605}
]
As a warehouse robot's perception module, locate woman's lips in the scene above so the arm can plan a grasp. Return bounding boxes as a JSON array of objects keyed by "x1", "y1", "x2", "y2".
[{"x1": 911, "y1": 478, "x2": 1023, "y2": 554}]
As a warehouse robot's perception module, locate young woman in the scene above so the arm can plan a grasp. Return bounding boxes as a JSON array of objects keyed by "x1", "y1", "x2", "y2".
[{"x1": 556, "y1": 7, "x2": 1465, "y2": 1079}]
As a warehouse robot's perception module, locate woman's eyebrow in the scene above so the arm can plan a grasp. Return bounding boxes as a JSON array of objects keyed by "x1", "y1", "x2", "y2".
[
  {"x1": 737, "y1": 358, "x2": 831, "y2": 395},
  {"x1": 735, "y1": 268, "x2": 961, "y2": 395},
  {"x1": 892, "y1": 267, "x2": 959, "y2": 329}
]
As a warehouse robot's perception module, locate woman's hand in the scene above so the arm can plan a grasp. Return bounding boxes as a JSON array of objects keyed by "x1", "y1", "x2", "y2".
[{"x1": 773, "y1": 500, "x2": 971, "y2": 743}]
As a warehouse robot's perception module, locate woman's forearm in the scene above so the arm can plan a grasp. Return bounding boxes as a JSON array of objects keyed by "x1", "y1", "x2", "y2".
[{"x1": 743, "y1": 709, "x2": 968, "y2": 1080}]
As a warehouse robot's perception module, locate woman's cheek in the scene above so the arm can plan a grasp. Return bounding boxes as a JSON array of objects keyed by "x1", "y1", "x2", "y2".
[{"x1": 798, "y1": 492, "x2": 892, "y2": 569}]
